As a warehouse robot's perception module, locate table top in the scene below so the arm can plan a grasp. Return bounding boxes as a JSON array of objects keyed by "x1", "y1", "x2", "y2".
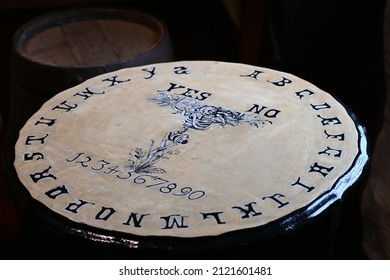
[{"x1": 13, "y1": 61, "x2": 367, "y2": 242}]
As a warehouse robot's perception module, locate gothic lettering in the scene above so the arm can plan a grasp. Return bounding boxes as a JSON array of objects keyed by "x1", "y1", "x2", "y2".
[
  {"x1": 160, "y1": 214, "x2": 189, "y2": 229},
  {"x1": 173, "y1": 66, "x2": 189, "y2": 75},
  {"x1": 178, "y1": 88, "x2": 198, "y2": 99},
  {"x1": 165, "y1": 82, "x2": 185, "y2": 93},
  {"x1": 196, "y1": 92, "x2": 212, "y2": 101},
  {"x1": 200, "y1": 211, "x2": 226, "y2": 224},
  {"x1": 232, "y1": 202, "x2": 262, "y2": 219},
  {"x1": 142, "y1": 66, "x2": 157, "y2": 79},
  {"x1": 52, "y1": 101, "x2": 78, "y2": 112},
  {"x1": 268, "y1": 77, "x2": 292, "y2": 87},
  {"x1": 25, "y1": 134, "x2": 49, "y2": 145},
  {"x1": 122, "y1": 212, "x2": 150, "y2": 228},
  {"x1": 240, "y1": 70, "x2": 264, "y2": 80},
  {"x1": 310, "y1": 102, "x2": 331, "y2": 111},
  {"x1": 246, "y1": 104, "x2": 281, "y2": 118},
  {"x1": 29, "y1": 166, "x2": 57, "y2": 183},
  {"x1": 317, "y1": 115, "x2": 342, "y2": 126},
  {"x1": 309, "y1": 162, "x2": 334, "y2": 177},
  {"x1": 324, "y1": 130, "x2": 345, "y2": 141},
  {"x1": 295, "y1": 89, "x2": 315, "y2": 99},
  {"x1": 95, "y1": 206, "x2": 116, "y2": 221},
  {"x1": 102, "y1": 75, "x2": 131, "y2": 87},
  {"x1": 164, "y1": 82, "x2": 212, "y2": 101},
  {"x1": 74, "y1": 87, "x2": 105, "y2": 100},
  {"x1": 262, "y1": 194, "x2": 289, "y2": 208},
  {"x1": 65, "y1": 199, "x2": 95, "y2": 214},
  {"x1": 34, "y1": 117, "x2": 56, "y2": 127},
  {"x1": 44, "y1": 185, "x2": 69, "y2": 199},
  {"x1": 24, "y1": 152, "x2": 44, "y2": 161},
  {"x1": 318, "y1": 146, "x2": 342, "y2": 158},
  {"x1": 291, "y1": 177, "x2": 315, "y2": 192}
]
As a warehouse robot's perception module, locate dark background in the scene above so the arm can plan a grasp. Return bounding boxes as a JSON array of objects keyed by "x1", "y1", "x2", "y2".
[{"x1": 0, "y1": 0, "x2": 386, "y2": 259}]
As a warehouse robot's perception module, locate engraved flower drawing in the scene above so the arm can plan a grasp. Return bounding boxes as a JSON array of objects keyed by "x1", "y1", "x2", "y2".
[{"x1": 127, "y1": 92, "x2": 271, "y2": 174}]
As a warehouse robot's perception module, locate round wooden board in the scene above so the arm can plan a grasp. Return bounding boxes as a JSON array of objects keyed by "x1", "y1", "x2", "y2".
[{"x1": 13, "y1": 61, "x2": 367, "y2": 239}]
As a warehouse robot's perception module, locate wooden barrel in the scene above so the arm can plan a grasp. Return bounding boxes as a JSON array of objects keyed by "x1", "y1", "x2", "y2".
[
  {"x1": 7, "y1": 7, "x2": 174, "y2": 148},
  {"x1": 10, "y1": 61, "x2": 368, "y2": 259}
]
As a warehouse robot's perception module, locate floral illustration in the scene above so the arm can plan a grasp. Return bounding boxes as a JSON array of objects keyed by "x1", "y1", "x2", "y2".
[{"x1": 127, "y1": 92, "x2": 271, "y2": 174}]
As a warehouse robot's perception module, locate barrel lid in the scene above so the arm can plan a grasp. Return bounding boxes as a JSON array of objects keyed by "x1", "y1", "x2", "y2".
[
  {"x1": 13, "y1": 61, "x2": 367, "y2": 248},
  {"x1": 11, "y1": 8, "x2": 173, "y2": 94},
  {"x1": 16, "y1": 8, "x2": 165, "y2": 68}
]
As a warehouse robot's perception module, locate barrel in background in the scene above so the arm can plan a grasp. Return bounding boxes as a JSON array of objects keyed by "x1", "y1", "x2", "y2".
[
  {"x1": 3, "y1": 8, "x2": 174, "y2": 258},
  {"x1": 7, "y1": 7, "x2": 174, "y2": 147}
]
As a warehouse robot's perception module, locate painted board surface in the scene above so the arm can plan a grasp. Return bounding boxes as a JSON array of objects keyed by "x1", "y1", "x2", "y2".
[{"x1": 14, "y1": 61, "x2": 367, "y2": 238}]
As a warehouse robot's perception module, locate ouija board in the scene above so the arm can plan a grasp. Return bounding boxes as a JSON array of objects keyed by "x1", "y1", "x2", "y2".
[{"x1": 13, "y1": 61, "x2": 367, "y2": 243}]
